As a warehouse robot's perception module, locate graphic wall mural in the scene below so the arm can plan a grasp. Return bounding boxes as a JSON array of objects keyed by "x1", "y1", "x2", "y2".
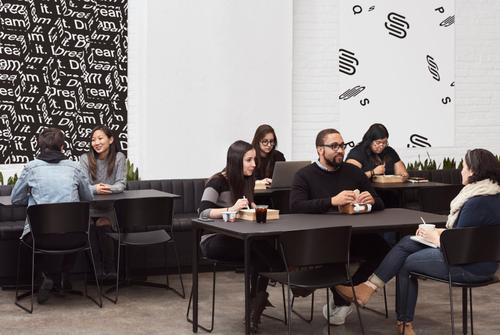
[
  {"x1": 0, "y1": 0, "x2": 128, "y2": 164},
  {"x1": 339, "y1": 1, "x2": 454, "y2": 149}
]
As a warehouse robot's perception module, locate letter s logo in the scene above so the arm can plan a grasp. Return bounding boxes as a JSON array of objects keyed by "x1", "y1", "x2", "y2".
[
  {"x1": 442, "y1": 97, "x2": 451, "y2": 104},
  {"x1": 360, "y1": 98, "x2": 369, "y2": 106},
  {"x1": 385, "y1": 12, "x2": 409, "y2": 39}
]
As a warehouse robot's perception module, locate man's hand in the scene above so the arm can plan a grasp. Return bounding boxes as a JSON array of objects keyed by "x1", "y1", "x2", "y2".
[
  {"x1": 357, "y1": 191, "x2": 374, "y2": 205},
  {"x1": 331, "y1": 190, "x2": 356, "y2": 206}
]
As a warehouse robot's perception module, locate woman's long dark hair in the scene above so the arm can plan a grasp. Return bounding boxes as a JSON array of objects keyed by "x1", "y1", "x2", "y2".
[
  {"x1": 464, "y1": 149, "x2": 500, "y2": 185},
  {"x1": 219, "y1": 140, "x2": 255, "y2": 203},
  {"x1": 358, "y1": 123, "x2": 389, "y2": 163},
  {"x1": 251, "y1": 124, "x2": 278, "y2": 178},
  {"x1": 87, "y1": 125, "x2": 119, "y2": 182}
]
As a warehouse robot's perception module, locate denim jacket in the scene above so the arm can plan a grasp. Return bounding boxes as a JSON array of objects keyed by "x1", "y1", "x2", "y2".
[{"x1": 11, "y1": 159, "x2": 93, "y2": 237}]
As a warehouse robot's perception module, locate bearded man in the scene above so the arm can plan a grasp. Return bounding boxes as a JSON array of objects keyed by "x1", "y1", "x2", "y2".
[{"x1": 290, "y1": 128, "x2": 390, "y2": 326}]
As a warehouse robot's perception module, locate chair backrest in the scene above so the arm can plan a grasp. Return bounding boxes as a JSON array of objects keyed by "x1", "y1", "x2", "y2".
[
  {"x1": 440, "y1": 224, "x2": 500, "y2": 266},
  {"x1": 114, "y1": 197, "x2": 174, "y2": 233},
  {"x1": 27, "y1": 202, "x2": 90, "y2": 236},
  {"x1": 418, "y1": 184, "x2": 463, "y2": 215},
  {"x1": 279, "y1": 226, "x2": 352, "y2": 267},
  {"x1": 126, "y1": 179, "x2": 207, "y2": 214}
]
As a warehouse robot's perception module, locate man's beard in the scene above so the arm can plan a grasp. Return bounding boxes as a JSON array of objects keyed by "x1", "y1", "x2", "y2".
[{"x1": 325, "y1": 154, "x2": 343, "y2": 170}]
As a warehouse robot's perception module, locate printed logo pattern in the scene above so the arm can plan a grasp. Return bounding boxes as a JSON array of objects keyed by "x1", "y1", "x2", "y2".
[
  {"x1": 339, "y1": 85, "x2": 366, "y2": 100},
  {"x1": 339, "y1": 2, "x2": 455, "y2": 149},
  {"x1": 385, "y1": 12, "x2": 410, "y2": 39},
  {"x1": 0, "y1": 0, "x2": 128, "y2": 164},
  {"x1": 339, "y1": 48, "x2": 359, "y2": 75},
  {"x1": 426, "y1": 55, "x2": 440, "y2": 81},
  {"x1": 439, "y1": 15, "x2": 455, "y2": 27}
]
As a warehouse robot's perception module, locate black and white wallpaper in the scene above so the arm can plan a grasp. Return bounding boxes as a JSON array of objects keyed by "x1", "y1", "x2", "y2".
[
  {"x1": 0, "y1": 0, "x2": 128, "y2": 164},
  {"x1": 339, "y1": 1, "x2": 454, "y2": 149}
]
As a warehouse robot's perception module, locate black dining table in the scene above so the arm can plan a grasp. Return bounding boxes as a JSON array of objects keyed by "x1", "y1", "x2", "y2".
[
  {"x1": 0, "y1": 189, "x2": 180, "y2": 206},
  {"x1": 191, "y1": 208, "x2": 447, "y2": 334}
]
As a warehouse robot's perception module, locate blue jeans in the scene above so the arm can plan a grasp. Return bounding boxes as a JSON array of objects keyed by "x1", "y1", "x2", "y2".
[{"x1": 374, "y1": 236, "x2": 493, "y2": 322}]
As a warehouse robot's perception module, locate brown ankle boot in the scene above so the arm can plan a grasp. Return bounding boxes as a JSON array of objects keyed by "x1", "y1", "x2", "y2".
[
  {"x1": 250, "y1": 291, "x2": 269, "y2": 333},
  {"x1": 396, "y1": 321, "x2": 416, "y2": 335},
  {"x1": 335, "y1": 283, "x2": 376, "y2": 306}
]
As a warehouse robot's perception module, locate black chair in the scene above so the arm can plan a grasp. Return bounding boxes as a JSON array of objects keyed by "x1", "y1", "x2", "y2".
[
  {"x1": 15, "y1": 202, "x2": 102, "y2": 313},
  {"x1": 186, "y1": 256, "x2": 287, "y2": 332},
  {"x1": 104, "y1": 197, "x2": 185, "y2": 303},
  {"x1": 409, "y1": 225, "x2": 500, "y2": 335},
  {"x1": 260, "y1": 226, "x2": 365, "y2": 335},
  {"x1": 290, "y1": 259, "x2": 389, "y2": 323}
]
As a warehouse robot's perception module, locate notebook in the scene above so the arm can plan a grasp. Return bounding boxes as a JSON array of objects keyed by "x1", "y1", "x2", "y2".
[{"x1": 410, "y1": 235, "x2": 438, "y2": 248}]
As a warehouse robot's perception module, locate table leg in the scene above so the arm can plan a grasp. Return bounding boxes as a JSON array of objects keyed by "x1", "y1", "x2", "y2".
[
  {"x1": 244, "y1": 238, "x2": 251, "y2": 335},
  {"x1": 192, "y1": 227, "x2": 200, "y2": 332}
]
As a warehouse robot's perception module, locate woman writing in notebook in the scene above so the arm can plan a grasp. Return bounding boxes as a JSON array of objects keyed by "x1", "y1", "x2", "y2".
[
  {"x1": 198, "y1": 140, "x2": 283, "y2": 333},
  {"x1": 251, "y1": 124, "x2": 286, "y2": 185},
  {"x1": 336, "y1": 149, "x2": 500, "y2": 335},
  {"x1": 346, "y1": 123, "x2": 409, "y2": 179}
]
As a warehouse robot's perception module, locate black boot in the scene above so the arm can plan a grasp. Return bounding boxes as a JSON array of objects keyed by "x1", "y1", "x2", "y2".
[
  {"x1": 250, "y1": 291, "x2": 269, "y2": 333},
  {"x1": 37, "y1": 272, "x2": 54, "y2": 304}
]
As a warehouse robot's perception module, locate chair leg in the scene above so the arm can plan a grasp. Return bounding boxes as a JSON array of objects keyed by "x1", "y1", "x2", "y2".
[
  {"x1": 326, "y1": 288, "x2": 331, "y2": 335},
  {"x1": 165, "y1": 241, "x2": 186, "y2": 298},
  {"x1": 14, "y1": 243, "x2": 35, "y2": 314},
  {"x1": 351, "y1": 281, "x2": 366, "y2": 335},
  {"x1": 262, "y1": 282, "x2": 288, "y2": 324},
  {"x1": 290, "y1": 291, "x2": 314, "y2": 323},
  {"x1": 282, "y1": 283, "x2": 288, "y2": 325},
  {"x1": 469, "y1": 288, "x2": 474, "y2": 335},
  {"x1": 462, "y1": 287, "x2": 468, "y2": 335},
  {"x1": 86, "y1": 248, "x2": 103, "y2": 308},
  {"x1": 102, "y1": 241, "x2": 120, "y2": 304},
  {"x1": 383, "y1": 285, "x2": 389, "y2": 319},
  {"x1": 287, "y1": 285, "x2": 292, "y2": 335},
  {"x1": 449, "y1": 280, "x2": 456, "y2": 335},
  {"x1": 186, "y1": 262, "x2": 216, "y2": 332}
]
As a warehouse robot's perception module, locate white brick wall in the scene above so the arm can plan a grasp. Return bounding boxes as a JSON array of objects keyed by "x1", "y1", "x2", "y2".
[
  {"x1": 293, "y1": 0, "x2": 339, "y2": 160},
  {"x1": 292, "y1": 0, "x2": 500, "y2": 166}
]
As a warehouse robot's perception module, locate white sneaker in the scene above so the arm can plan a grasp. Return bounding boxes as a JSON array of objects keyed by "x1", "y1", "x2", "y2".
[{"x1": 322, "y1": 303, "x2": 353, "y2": 325}]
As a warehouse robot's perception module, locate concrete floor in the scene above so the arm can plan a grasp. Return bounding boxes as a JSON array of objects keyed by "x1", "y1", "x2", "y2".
[{"x1": 1, "y1": 271, "x2": 499, "y2": 335}]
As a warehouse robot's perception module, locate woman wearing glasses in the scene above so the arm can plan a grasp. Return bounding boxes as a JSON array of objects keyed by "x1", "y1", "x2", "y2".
[
  {"x1": 346, "y1": 123, "x2": 409, "y2": 179},
  {"x1": 251, "y1": 124, "x2": 286, "y2": 184}
]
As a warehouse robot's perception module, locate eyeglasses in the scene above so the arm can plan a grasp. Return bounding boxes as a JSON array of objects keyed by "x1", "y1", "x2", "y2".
[
  {"x1": 321, "y1": 142, "x2": 348, "y2": 151},
  {"x1": 372, "y1": 140, "x2": 389, "y2": 147},
  {"x1": 260, "y1": 139, "x2": 275, "y2": 147}
]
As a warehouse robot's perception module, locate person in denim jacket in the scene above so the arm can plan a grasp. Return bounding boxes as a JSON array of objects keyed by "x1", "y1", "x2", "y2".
[{"x1": 11, "y1": 127, "x2": 93, "y2": 304}]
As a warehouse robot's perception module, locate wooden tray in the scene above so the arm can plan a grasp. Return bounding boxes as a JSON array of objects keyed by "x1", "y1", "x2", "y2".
[
  {"x1": 254, "y1": 180, "x2": 267, "y2": 190},
  {"x1": 238, "y1": 209, "x2": 280, "y2": 221},
  {"x1": 372, "y1": 175, "x2": 405, "y2": 183}
]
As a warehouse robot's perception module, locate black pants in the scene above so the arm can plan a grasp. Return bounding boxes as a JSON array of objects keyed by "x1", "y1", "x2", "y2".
[
  {"x1": 332, "y1": 233, "x2": 391, "y2": 306},
  {"x1": 200, "y1": 234, "x2": 284, "y2": 298},
  {"x1": 24, "y1": 233, "x2": 88, "y2": 279}
]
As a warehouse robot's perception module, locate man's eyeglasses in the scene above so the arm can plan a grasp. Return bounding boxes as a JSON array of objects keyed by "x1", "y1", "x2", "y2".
[
  {"x1": 372, "y1": 140, "x2": 389, "y2": 147},
  {"x1": 260, "y1": 139, "x2": 275, "y2": 147},
  {"x1": 321, "y1": 142, "x2": 348, "y2": 151}
]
